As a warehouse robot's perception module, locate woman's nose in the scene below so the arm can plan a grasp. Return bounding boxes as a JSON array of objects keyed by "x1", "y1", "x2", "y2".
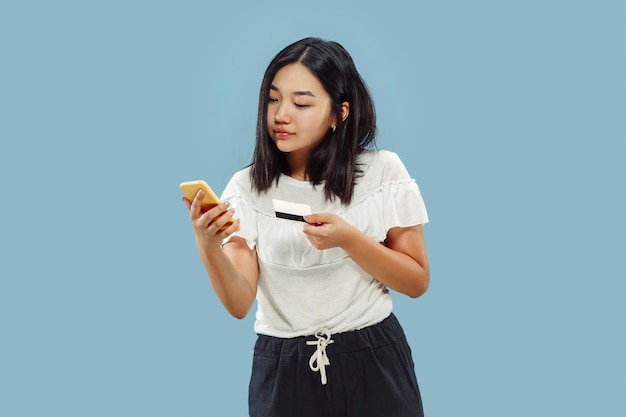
[{"x1": 274, "y1": 102, "x2": 290, "y2": 124}]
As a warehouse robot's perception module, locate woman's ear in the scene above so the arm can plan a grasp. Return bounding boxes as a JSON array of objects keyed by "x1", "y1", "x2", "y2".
[
  {"x1": 340, "y1": 101, "x2": 350, "y2": 122},
  {"x1": 331, "y1": 102, "x2": 350, "y2": 130}
]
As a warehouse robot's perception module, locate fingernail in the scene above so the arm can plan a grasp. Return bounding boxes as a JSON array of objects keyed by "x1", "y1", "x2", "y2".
[{"x1": 303, "y1": 215, "x2": 311, "y2": 222}]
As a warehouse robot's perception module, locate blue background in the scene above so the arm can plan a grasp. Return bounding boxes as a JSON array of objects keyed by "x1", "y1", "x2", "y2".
[{"x1": 1, "y1": 1, "x2": 624, "y2": 416}]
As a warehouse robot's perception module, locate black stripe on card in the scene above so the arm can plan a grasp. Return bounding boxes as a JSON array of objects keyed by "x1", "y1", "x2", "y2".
[{"x1": 275, "y1": 212, "x2": 306, "y2": 222}]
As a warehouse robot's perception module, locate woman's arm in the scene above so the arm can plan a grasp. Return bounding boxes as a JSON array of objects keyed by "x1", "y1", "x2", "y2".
[
  {"x1": 196, "y1": 237, "x2": 258, "y2": 319},
  {"x1": 183, "y1": 192, "x2": 259, "y2": 319},
  {"x1": 303, "y1": 214, "x2": 429, "y2": 298}
]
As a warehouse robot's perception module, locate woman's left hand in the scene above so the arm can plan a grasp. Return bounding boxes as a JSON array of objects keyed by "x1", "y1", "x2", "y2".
[
  {"x1": 304, "y1": 213, "x2": 430, "y2": 298},
  {"x1": 302, "y1": 213, "x2": 358, "y2": 250}
]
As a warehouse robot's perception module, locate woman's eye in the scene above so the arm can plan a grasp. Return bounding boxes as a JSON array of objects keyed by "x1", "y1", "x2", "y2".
[
  {"x1": 294, "y1": 103, "x2": 310, "y2": 108},
  {"x1": 268, "y1": 97, "x2": 278, "y2": 103}
]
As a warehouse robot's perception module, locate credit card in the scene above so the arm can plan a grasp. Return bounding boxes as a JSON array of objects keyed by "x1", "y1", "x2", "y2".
[{"x1": 272, "y1": 199, "x2": 312, "y2": 222}]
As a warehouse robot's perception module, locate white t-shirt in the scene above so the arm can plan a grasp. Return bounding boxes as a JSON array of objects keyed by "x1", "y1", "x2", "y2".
[{"x1": 221, "y1": 150, "x2": 428, "y2": 338}]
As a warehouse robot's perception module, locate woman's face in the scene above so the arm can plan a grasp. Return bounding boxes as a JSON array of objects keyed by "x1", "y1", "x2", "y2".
[{"x1": 267, "y1": 63, "x2": 336, "y2": 160}]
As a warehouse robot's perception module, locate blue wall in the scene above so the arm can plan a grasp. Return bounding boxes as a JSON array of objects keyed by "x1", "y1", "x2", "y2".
[{"x1": 1, "y1": 1, "x2": 624, "y2": 416}]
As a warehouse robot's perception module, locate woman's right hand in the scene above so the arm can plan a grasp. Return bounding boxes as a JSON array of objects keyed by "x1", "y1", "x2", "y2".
[
  {"x1": 181, "y1": 190, "x2": 256, "y2": 319},
  {"x1": 182, "y1": 190, "x2": 240, "y2": 252}
]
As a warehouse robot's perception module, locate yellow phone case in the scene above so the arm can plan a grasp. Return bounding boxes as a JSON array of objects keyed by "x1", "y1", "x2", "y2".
[
  {"x1": 179, "y1": 180, "x2": 238, "y2": 230},
  {"x1": 179, "y1": 180, "x2": 221, "y2": 211}
]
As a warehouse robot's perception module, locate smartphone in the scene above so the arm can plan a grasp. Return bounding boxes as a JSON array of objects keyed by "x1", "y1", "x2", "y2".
[{"x1": 179, "y1": 180, "x2": 238, "y2": 230}]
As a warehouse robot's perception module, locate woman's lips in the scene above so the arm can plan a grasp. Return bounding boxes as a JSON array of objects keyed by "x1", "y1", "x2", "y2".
[{"x1": 274, "y1": 130, "x2": 293, "y2": 139}]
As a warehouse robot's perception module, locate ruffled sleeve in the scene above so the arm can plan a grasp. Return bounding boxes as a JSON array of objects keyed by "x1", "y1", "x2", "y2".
[
  {"x1": 343, "y1": 151, "x2": 429, "y2": 242},
  {"x1": 382, "y1": 179, "x2": 429, "y2": 230},
  {"x1": 220, "y1": 170, "x2": 257, "y2": 250}
]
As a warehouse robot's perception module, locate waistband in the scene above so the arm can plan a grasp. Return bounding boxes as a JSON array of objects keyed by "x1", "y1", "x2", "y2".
[{"x1": 253, "y1": 313, "x2": 406, "y2": 357}]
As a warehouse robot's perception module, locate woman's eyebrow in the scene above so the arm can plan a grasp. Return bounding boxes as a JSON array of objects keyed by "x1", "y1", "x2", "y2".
[
  {"x1": 270, "y1": 84, "x2": 316, "y2": 97},
  {"x1": 293, "y1": 90, "x2": 315, "y2": 97}
]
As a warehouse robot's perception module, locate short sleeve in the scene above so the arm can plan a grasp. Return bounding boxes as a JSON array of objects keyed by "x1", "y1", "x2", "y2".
[
  {"x1": 382, "y1": 179, "x2": 429, "y2": 230},
  {"x1": 379, "y1": 151, "x2": 429, "y2": 231},
  {"x1": 345, "y1": 151, "x2": 429, "y2": 242},
  {"x1": 220, "y1": 171, "x2": 257, "y2": 250}
]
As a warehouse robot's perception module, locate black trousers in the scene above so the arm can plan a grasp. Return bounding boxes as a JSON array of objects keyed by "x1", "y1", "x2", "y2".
[{"x1": 249, "y1": 314, "x2": 424, "y2": 417}]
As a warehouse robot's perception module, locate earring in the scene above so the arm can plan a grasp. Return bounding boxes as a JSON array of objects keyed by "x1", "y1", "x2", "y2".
[{"x1": 331, "y1": 126, "x2": 336, "y2": 133}]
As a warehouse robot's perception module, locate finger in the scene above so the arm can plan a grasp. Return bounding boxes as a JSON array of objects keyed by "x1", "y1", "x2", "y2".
[
  {"x1": 189, "y1": 189, "x2": 204, "y2": 219},
  {"x1": 198, "y1": 202, "x2": 231, "y2": 228},
  {"x1": 181, "y1": 196, "x2": 192, "y2": 210},
  {"x1": 218, "y1": 218, "x2": 241, "y2": 236},
  {"x1": 302, "y1": 231, "x2": 315, "y2": 245},
  {"x1": 302, "y1": 222, "x2": 327, "y2": 237},
  {"x1": 303, "y1": 233, "x2": 322, "y2": 250},
  {"x1": 304, "y1": 214, "x2": 326, "y2": 226},
  {"x1": 210, "y1": 208, "x2": 236, "y2": 233}
]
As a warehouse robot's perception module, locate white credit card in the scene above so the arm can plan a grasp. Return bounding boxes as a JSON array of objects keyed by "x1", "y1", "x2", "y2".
[{"x1": 272, "y1": 199, "x2": 312, "y2": 222}]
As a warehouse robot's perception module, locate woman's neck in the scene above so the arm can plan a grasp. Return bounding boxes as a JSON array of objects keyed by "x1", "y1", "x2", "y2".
[
  {"x1": 286, "y1": 152, "x2": 310, "y2": 181},
  {"x1": 289, "y1": 171, "x2": 308, "y2": 181}
]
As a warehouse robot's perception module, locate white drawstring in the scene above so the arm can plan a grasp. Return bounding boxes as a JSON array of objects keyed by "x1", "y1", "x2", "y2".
[{"x1": 306, "y1": 328, "x2": 334, "y2": 385}]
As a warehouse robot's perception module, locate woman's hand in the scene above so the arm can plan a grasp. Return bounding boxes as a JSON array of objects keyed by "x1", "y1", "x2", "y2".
[
  {"x1": 182, "y1": 190, "x2": 256, "y2": 319},
  {"x1": 182, "y1": 190, "x2": 240, "y2": 252},
  {"x1": 302, "y1": 213, "x2": 358, "y2": 250},
  {"x1": 303, "y1": 213, "x2": 429, "y2": 298}
]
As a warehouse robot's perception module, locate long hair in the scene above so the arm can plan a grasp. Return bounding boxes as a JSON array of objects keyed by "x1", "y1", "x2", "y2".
[{"x1": 250, "y1": 37, "x2": 377, "y2": 204}]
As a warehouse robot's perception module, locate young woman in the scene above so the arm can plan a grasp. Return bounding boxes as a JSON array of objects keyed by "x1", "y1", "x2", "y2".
[{"x1": 182, "y1": 37, "x2": 430, "y2": 417}]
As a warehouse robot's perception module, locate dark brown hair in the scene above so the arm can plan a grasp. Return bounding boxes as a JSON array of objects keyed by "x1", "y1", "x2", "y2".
[{"x1": 250, "y1": 37, "x2": 377, "y2": 204}]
